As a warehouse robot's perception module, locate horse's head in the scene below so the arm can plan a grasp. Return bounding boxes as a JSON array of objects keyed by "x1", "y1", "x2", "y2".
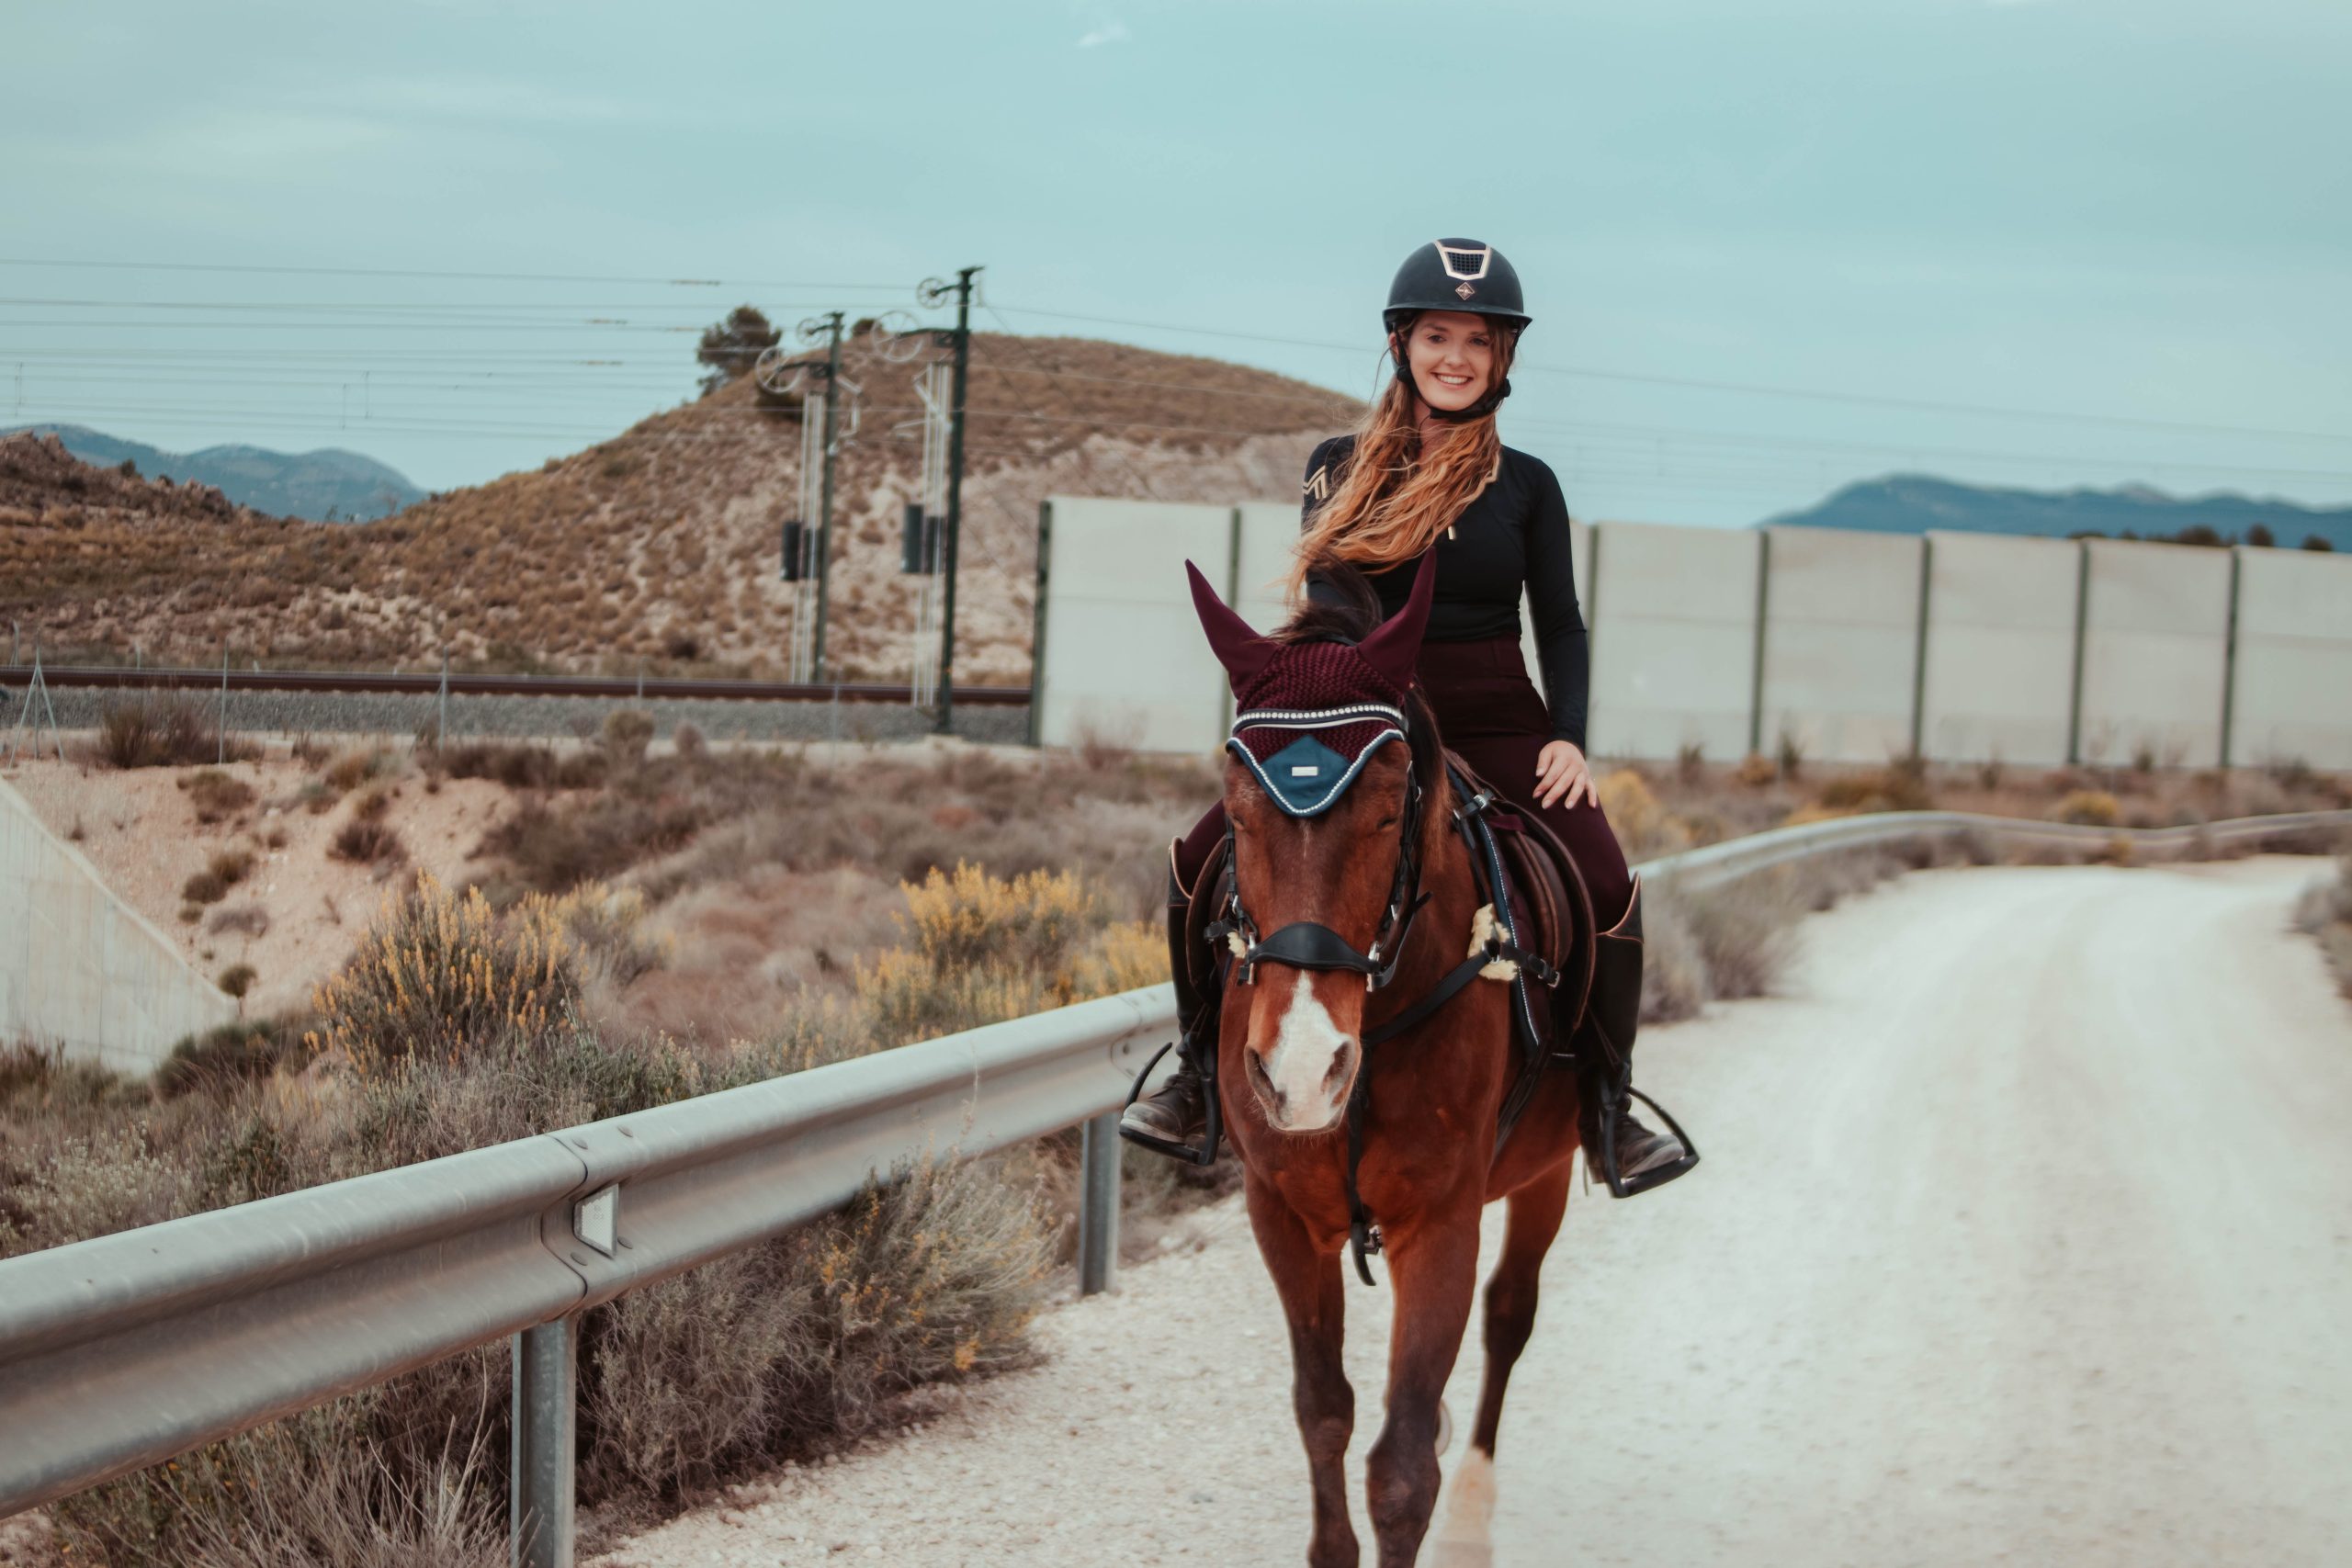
[{"x1": 1188, "y1": 555, "x2": 1440, "y2": 1135}]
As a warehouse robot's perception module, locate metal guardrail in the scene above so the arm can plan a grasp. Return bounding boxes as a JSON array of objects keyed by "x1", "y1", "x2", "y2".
[
  {"x1": 0, "y1": 664, "x2": 1032, "y2": 706},
  {"x1": 1639, "y1": 806, "x2": 2352, "y2": 894},
  {"x1": 0, "y1": 986, "x2": 1174, "y2": 1553},
  {"x1": 1, "y1": 805, "x2": 2346, "y2": 1558}
]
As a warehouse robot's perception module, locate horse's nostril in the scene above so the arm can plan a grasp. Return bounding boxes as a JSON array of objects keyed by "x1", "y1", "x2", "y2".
[{"x1": 1322, "y1": 1038, "x2": 1361, "y2": 1098}]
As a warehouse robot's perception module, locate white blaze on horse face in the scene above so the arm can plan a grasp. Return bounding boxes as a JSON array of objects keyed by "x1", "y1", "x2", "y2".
[{"x1": 1260, "y1": 970, "x2": 1356, "y2": 1132}]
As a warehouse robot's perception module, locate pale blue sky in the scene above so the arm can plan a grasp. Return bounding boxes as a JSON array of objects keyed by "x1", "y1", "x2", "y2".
[{"x1": 4, "y1": 0, "x2": 2347, "y2": 525}]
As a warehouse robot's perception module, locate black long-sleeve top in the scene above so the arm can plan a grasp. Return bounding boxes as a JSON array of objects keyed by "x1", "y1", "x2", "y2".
[{"x1": 1299, "y1": 434, "x2": 1592, "y2": 750}]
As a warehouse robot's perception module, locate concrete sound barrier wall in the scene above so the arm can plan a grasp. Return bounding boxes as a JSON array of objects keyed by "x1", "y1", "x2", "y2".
[
  {"x1": 1758, "y1": 525, "x2": 1923, "y2": 764},
  {"x1": 1587, "y1": 521, "x2": 1760, "y2": 761},
  {"x1": 2230, "y1": 547, "x2": 2352, "y2": 770},
  {"x1": 1234, "y1": 504, "x2": 1590, "y2": 712},
  {"x1": 1917, "y1": 531, "x2": 2081, "y2": 766},
  {"x1": 2078, "y1": 538, "x2": 2232, "y2": 768},
  {"x1": 1033, "y1": 497, "x2": 1238, "y2": 755},
  {"x1": 0, "y1": 775, "x2": 236, "y2": 1074}
]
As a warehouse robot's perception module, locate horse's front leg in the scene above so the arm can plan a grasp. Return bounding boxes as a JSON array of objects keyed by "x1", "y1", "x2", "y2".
[
  {"x1": 1245, "y1": 1174, "x2": 1360, "y2": 1568},
  {"x1": 1364, "y1": 1191, "x2": 1482, "y2": 1568}
]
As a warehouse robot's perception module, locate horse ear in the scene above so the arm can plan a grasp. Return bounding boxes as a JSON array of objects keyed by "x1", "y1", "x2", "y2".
[
  {"x1": 1187, "y1": 560, "x2": 1275, "y2": 692},
  {"x1": 1353, "y1": 551, "x2": 1436, "y2": 690}
]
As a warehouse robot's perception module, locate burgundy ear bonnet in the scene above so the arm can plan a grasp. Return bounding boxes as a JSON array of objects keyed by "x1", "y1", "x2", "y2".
[{"x1": 1186, "y1": 556, "x2": 1435, "y2": 817}]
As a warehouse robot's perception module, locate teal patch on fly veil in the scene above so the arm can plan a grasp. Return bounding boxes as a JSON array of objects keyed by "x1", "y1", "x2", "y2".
[{"x1": 1228, "y1": 700, "x2": 1408, "y2": 818}]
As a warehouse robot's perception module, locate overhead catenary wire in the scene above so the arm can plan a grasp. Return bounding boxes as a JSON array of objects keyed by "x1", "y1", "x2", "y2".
[{"x1": 986, "y1": 300, "x2": 2352, "y2": 448}]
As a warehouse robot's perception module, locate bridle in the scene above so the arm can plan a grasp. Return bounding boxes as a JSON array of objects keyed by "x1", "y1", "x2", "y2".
[
  {"x1": 1211, "y1": 693, "x2": 1562, "y2": 1285},
  {"x1": 1217, "y1": 754, "x2": 1432, "y2": 996}
]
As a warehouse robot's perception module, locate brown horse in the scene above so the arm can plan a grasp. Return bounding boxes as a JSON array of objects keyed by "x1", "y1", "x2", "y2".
[{"x1": 1187, "y1": 558, "x2": 1587, "y2": 1568}]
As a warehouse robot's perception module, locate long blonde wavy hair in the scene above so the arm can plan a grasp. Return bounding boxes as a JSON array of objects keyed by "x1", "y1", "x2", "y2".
[{"x1": 1284, "y1": 317, "x2": 1518, "y2": 599}]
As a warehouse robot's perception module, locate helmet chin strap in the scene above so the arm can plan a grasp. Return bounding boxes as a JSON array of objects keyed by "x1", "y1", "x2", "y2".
[{"x1": 1389, "y1": 323, "x2": 1515, "y2": 423}]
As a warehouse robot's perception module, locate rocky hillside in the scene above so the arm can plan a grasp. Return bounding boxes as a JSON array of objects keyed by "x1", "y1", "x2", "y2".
[{"x1": 0, "y1": 333, "x2": 1362, "y2": 683}]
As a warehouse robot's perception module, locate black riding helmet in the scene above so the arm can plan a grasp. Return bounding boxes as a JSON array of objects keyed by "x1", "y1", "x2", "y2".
[{"x1": 1385, "y1": 238, "x2": 1530, "y2": 423}]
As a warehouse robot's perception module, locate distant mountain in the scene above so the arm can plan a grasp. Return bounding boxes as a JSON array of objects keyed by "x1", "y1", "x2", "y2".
[
  {"x1": 0, "y1": 423, "x2": 424, "y2": 522},
  {"x1": 1765, "y1": 474, "x2": 2352, "y2": 551}
]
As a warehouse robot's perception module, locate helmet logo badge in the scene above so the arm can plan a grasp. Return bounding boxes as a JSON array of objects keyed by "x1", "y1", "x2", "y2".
[
  {"x1": 1455, "y1": 282, "x2": 1476, "y2": 299},
  {"x1": 1435, "y1": 242, "x2": 1492, "y2": 283}
]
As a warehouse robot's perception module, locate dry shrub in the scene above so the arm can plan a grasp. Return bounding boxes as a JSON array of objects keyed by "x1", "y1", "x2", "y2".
[
  {"x1": 307, "y1": 875, "x2": 580, "y2": 1066},
  {"x1": 439, "y1": 741, "x2": 568, "y2": 791},
  {"x1": 51, "y1": 1385, "x2": 503, "y2": 1568},
  {"x1": 583, "y1": 1155, "x2": 1046, "y2": 1499},
  {"x1": 95, "y1": 694, "x2": 252, "y2": 770},
  {"x1": 1639, "y1": 893, "x2": 1710, "y2": 1024},
  {"x1": 1682, "y1": 875, "x2": 1802, "y2": 1000},
  {"x1": 158, "y1": 1021, "x2": 298, "y2": 1097},
  {"x1": 670, "y1": 719, "x2": 707, "y2": 759},
  {"x1": 857, "y1": 863, "x2": 1159, "y2": 1046},
  {"x1": 217, "y1": 963, "x2": 257, "y2": 998},
  {"x1": 182, "y1": 868, "x2": 231, "y2": 905},
  {"x1": 1735, "y1": 752, "x2": 1777, "y2": 788},
  {"x1": 179, "y1": 768, "x2": 256, "y2": 824},
  {"x1": 603, "y1": 708, "x2": 655, "y2": 768},
  {"x1": 1815, "y1": 763, "x2": 1935, "y2": 814},
  {"x1": 482, "y1": 795, "x2": 702, "y2": 894},
  {"x1": 330, "y1": 816, "x2": 405, "y2": 867},
  {"x1": 2056, "y1": 789, "x2": 2120, "y2": 826},
  {"x1": 2293, "y1": 857, "x2": 2352, "y2": 998},
  {"x1": 1598, "y1": 769, "x2": 1687, "y2": 858},
  {"x1": 322, "y1": 748, "x2": 392, "y2": 794}
]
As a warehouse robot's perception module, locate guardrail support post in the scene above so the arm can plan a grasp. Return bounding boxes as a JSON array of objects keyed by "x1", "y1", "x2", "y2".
[
  {"x1": 511, "y1": 1316, "x2": 576, "y2": 1568},
  {"x1": 1078, "y1": 1111, "x2": 1121, "y2": 1296}
]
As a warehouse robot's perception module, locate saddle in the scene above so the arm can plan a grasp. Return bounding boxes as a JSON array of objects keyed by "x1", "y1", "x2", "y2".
[{"x1": 1442, "y1": 750, "x2": 1599, "y2": 1056}]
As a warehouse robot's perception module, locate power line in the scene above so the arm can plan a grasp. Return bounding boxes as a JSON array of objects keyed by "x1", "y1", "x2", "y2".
[
  {"x1": 0, "y1": 257, "x2": 915, "y2": 290},
  {"x1": 987, "y1": 300, "x2": 2352, "y2": 447}
]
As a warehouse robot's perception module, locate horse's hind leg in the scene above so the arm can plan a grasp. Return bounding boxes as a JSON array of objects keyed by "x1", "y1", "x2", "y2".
[
  {"x1": 1433, "y1": 1165, "x2": 1572, "y2": 1565},
  {"x1": 1245, "y1": 1179, "x2": 1359, "y2": 1568}
]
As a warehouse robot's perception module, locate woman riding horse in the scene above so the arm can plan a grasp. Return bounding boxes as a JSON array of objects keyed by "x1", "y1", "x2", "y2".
[{"x1": 1125, "y1": 236, "x2": 1696, "y2": 1197}]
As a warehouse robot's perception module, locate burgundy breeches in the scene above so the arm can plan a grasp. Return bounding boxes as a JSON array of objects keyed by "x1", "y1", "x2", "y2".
[{"x1": 1175, "y1": 637, "x2": 1635, "y2": 929}]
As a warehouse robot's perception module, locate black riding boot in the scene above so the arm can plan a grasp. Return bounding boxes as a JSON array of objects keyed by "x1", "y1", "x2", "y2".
[
  {"x1": 1120, "y1": 840, "x2": 1218, "y2": 1157},
  {"x1": 1577, "y1": 876, "x2": 1699, "y2": 1197}
]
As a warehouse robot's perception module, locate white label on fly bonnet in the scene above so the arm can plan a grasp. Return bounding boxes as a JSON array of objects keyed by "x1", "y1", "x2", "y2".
[{"x1": 1291, "y1": 764, "x2": 1319, "y2": 777}]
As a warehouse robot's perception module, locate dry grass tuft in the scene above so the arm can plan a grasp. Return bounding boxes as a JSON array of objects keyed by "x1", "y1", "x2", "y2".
[
  {"x1": 92, "y1": 694, "x2": 254, "y2": 770},
  {"x1": 329, "y1": 816, "x2": 405, "y2": 867},
  {"x1": 179, "y1": 768, "x2": 257, "y2": 824},
  {"x1": 2056, "y1": 789, "x2": 2121, "y2": 826},
  {"x1": 2294, "y1": 856, "x2": 2352, "y2": 999}
]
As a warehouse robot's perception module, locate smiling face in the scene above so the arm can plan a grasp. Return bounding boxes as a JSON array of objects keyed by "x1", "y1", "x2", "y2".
[{"x1": 1396, "y1": 310, "x2": 1498, "y2": 414}]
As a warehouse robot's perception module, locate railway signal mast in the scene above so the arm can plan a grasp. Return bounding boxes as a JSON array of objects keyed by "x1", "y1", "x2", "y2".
[
  {"x1": 757, "y1": 315, "x2": 858, "y2": 684},
  {"x1": 914, "y1": 267, "x2": 978, "y2": 735}
]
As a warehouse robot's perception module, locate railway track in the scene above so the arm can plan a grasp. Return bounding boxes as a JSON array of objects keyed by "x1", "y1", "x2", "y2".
[{"x1": 0, "y1": 663, "x2": 1032, "y2": 705}]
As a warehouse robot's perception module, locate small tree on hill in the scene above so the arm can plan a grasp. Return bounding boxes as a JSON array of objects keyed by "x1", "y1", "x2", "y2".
[
  {"x1": 2245, "y1": 523, "x2": 2275, "y2": 547},
  {"x1": 2303, "y1": 534, "x2": 2335, "y2": 552},
  {"x1": 696, "y1": 305, "x2": 781, "y2": 395}
]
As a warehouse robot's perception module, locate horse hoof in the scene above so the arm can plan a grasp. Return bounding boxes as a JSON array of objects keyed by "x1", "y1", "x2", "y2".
[{"x1": 1434, "y1": 1397, "x2": 1453, "y2": 1458}]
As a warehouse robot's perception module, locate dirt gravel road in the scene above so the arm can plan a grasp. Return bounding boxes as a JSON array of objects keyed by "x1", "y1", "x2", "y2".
[{"x1": 593, "y1": 856, "x2": 2352, "y2": 1568}]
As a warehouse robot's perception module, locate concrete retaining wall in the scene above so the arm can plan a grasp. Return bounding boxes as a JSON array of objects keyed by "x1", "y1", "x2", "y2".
[{"x1": 0, "y1": 775, "x2": 237, "y2": 1074}]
